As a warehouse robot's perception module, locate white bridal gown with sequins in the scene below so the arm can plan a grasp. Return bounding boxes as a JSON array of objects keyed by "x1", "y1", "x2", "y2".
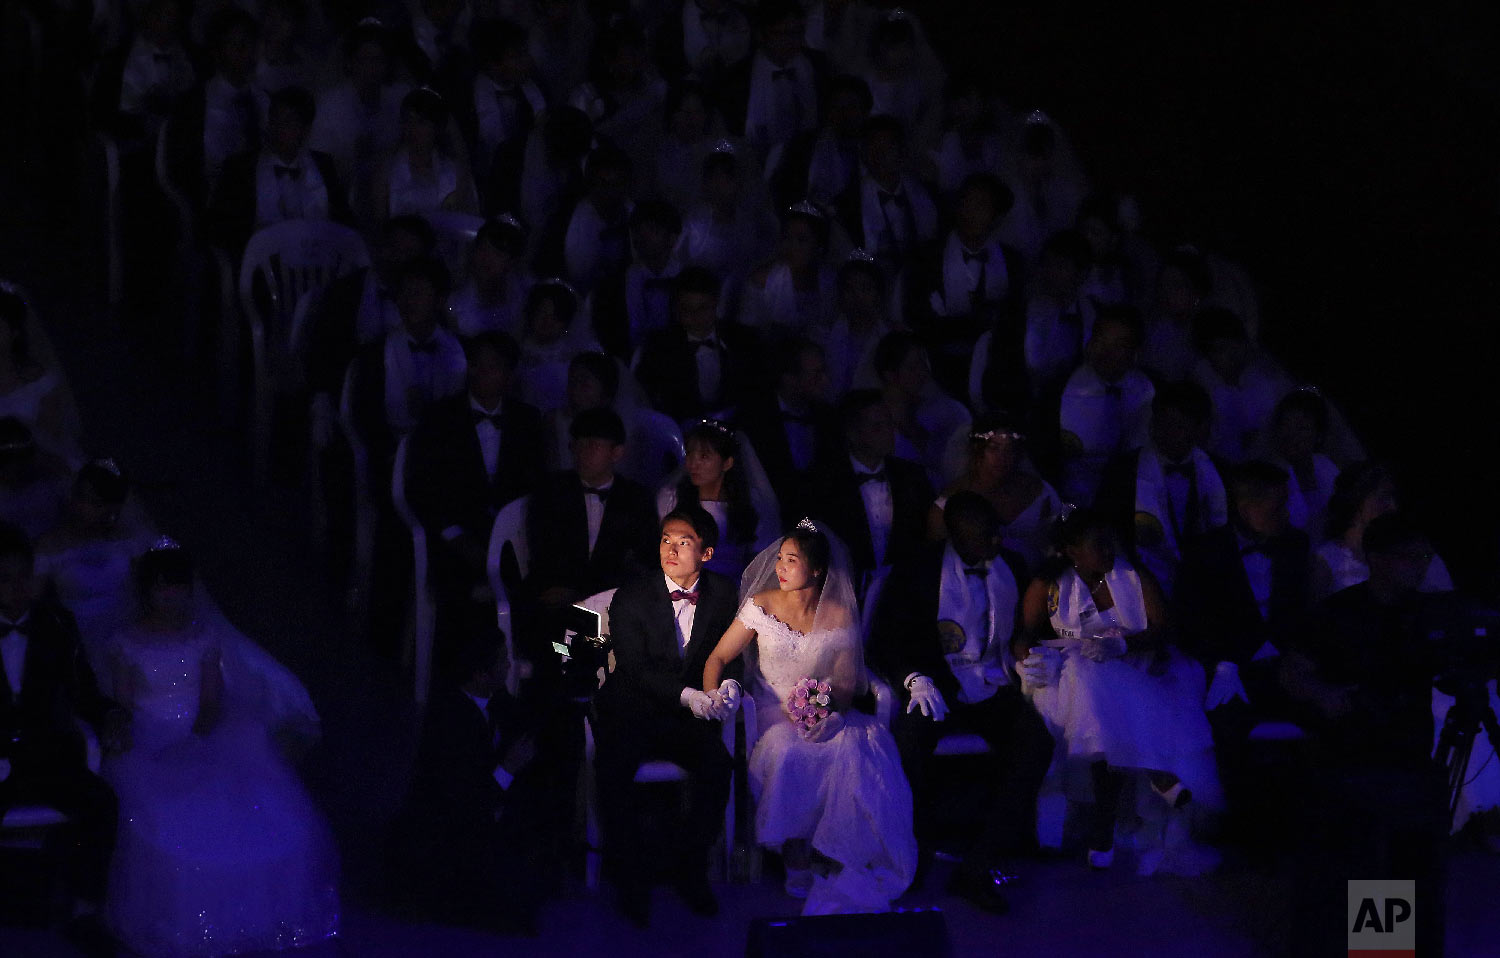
[
  {"x1": 103, "y1": 622, "x2": 339, "y2": 957},
  {"x1": 738, "y1": 598, "x2": 917, "y2": 914}
]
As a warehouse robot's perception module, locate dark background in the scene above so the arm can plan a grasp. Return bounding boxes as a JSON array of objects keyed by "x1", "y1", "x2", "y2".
[{"x1": 923, "y1": 0, "x2": 1500, "y2": 586}]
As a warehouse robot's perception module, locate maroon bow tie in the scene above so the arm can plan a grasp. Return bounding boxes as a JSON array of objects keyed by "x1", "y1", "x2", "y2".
[{"x1": 669, "y1": 589, "x2": 699, "y2": 605}]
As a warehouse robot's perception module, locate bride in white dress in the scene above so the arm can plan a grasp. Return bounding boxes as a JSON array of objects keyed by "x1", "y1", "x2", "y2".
[
  {"x1": 702, "y1": 520, "x2": 916, "y2": 915},
  {"x1": 103, "y1": 539, "x2": 339, "y2": 957}
]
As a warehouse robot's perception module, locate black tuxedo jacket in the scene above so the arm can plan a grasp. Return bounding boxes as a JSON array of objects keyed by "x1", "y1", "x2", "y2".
[
  {"x1": 407, "y1": 394, "x2": 545, "y2": 543},
  {"x1": 635, "y1": 321, "x2": 763, "y2": 423},
  {"x1": 832, "y1": 175, "x2": 939, "y2": 261},
  {"x1": 802, "y1": 450, "x2": 934, "y2": 581},
  {"x1": 596, "y1": 568, "x2": 742, "y2": 725},
  {"x1": 587, "y1": 266, "x2": 680, "y2": 362},
  {"x1": 868, "y1": 543, "x2": 1028, "y2": 703},
  {"x1": 902, "y1": 237, "x2": 1025, "y2": 352},
  {"x1": 0, "y1": 602, "x2": 118, "y2": 778},
  {"x1": 1172, "y1": 524, "x2": 1311, "y2": 668},
  {"x1": 524, "y1": 472, "x2": 659, "y2": 600},
  {"x1": 736, "y1": 396, "x2": 836, "y2": 523},
  {"x1": 401, "y1": 685, "x2": 522, "y2": 831},
  {"x1": 207, "y1": 148, "x2": 354, "y2": 255}
]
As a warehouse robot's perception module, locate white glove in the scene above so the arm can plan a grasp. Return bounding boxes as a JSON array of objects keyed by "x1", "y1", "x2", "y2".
[
  {"x1": 802, "y1": 712, "x2": 845, "y2": 743},
  {"x1": 905, "y1": 675, "x2": 949, "y2": 722},
  {"x1": 681, "y1": 688, "x2": 717, "y2": 720},
  {"x1": 1082, "y1": 634, "x2": 1128, "y2": 662},
  {"x1": 1019, "y1": 646, "x2": 1063, "y2": 689},
  {"x1": 714, "y1": 679, "x2": 742, "y2": 716},
  {"x1": 1205, "y1": 661, "x2": 1249, "y2": 710}
]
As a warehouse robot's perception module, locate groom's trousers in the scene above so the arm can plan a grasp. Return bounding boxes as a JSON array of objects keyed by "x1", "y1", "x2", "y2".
[
  {"x1": 592, "y1": 708, "x2": 732, "y2": 884},
  {"x1": 892, "y1": 684, "x2": 1054, "y2": 866},
  {"x1": 0, "y1": 764, "x2": 119, "y2": 905}
]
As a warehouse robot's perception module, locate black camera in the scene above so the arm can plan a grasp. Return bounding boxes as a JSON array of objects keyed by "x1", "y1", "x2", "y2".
[{"x1": 554, "y1": 603, "x2": 614, "y2": 702}]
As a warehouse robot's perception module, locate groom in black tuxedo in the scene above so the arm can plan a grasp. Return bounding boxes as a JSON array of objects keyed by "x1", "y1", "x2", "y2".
[
  {"x1": 0, "y1": 523, "x2": 127, "y2": 920},
  {"x1": 593, "y1": 506, "x2": 743, "y2": 926},
  {"x1": 868, "y1": 493, "x2": 1053, "y2": 913}
]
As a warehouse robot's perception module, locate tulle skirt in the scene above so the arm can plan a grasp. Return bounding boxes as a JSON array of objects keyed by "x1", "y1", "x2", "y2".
[
  {"x1": 748, "y1": 707, "x2": 917, "y2": 915},
  {"x1": 104, "y1": 716, "x2": 340, "y2": 958},
  {"x1": 1029, "y1": 641, "x2": 1220, "y2": 804}
]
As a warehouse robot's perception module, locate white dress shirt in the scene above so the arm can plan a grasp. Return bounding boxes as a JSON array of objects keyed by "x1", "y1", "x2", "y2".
[
  {"x1": 689, "y1": 332, "x2": 724, "y2": 406},
  {"x1": 1238, "y1": 533, "x2": 1274, "y2": 621},
  {"x1": 254, "y1": 149, "x2": 331, "y2": 228},
  {"x1": 0, "y1": 615, "x2": 29, "y2": 697},
  {"x1": 666, "y1": 572, "x2": 700, "y2": 655},
  {"x1": 852, "y1": 455, "x2": 894, "y2": 567},
  {"x1": 470, "y1": 396, "x2": 504, "y2": 480}
]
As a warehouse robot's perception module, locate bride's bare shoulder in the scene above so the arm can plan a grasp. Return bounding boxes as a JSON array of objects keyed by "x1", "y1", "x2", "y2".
[
  {"x1": 750, "y1": 587, "x2": 782, "y2": 609},
  {"x1": 818, "y1": 602, "x2": 856, "y2": 631}
]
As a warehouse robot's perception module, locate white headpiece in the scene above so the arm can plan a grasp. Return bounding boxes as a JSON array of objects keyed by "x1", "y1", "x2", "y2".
[
  {"x1": 846, "y1": 247, "x2": 877, "y2": 263},
  {"x1": 91, "y1": 457, "x2": 123, "y2": 477},
  {"x1": 710, "y1": 139, "x2": 737, "y2": 156},
  {"x1": 795, "y1": 517, "x2": 819, "y2": 534},
  {"x1": 149, "y1": 535, "x2": 183, "y2": 553},
  {"x1": 1024, "y1": 109, "x2": 1052, "y2": 127},
  {"x1": 786, "y1": 200, "x2": 826, "y2": 221}
]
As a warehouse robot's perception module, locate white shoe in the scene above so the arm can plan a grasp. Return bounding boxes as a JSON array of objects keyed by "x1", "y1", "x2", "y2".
[
  {"x1": 1086, "y1": 847, "x2": 1114, "y2": 869},
  {"x1": 784, "y1": 867, "x2": 813, "y2": 899}
]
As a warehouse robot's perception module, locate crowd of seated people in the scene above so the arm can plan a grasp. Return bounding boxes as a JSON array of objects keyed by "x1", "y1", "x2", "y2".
[{"x1": 4, "y1": 0, "x2": 1494, "y2": 954}]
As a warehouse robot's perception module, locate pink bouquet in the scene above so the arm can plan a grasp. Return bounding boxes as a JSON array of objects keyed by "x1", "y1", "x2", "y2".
[{"x1": 787, "y1": 676, "x2": 834, "y2": 730}]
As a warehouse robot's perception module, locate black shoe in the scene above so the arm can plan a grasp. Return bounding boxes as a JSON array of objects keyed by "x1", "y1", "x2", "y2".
[
  {"x1": 673, "y1": 874, "x2": 719, "y2": 918},
  {"x1": 946, "y1": 866, "x2": 1014, "y2": 916},
  {"x1": 618, "y1": 883, "x2": 651, "y2": 929}
]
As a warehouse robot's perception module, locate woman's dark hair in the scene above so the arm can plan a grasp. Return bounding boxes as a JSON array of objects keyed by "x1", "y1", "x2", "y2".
[
  {"x1": 1151, "y1": 379, "x2": 1212, "y2": 426},
  {"x1": 464, "y1": 329, "x2": 521, "y2": 370},
  {"x1": 678, "y1": 421, "x2": 757, "y2": 545},
  {"x1": 568, "y1": 351, "x2": 619, "y2": 402},
  {"x1": 135, "y1": 543, "x2": 194, "y2": 601},
  {"x1": 783, "y1": 523, "x2": 831, "y2": 582},
  {"x1": 1041, "y1": 229, "x2": 1093, "y2": 273},
  {"x1": 1159, "y1": 245, "x2": 1213, "y2": 297},
  {"x1": 269, "y1": 85, "x2": 316, "y2": 127},
  {"x1": 399, "y1": 255, "x2": 452, "y2": 302},
  {"x1": 542, "y1": 107, "x2": 594, "y2": 167},
  {"x1": 780, "y1": 205, "x2": 831, "y2": 249},
  {"x1": 663, "y1": 505, "x2": 720, "y2": 551},
  {"x1": 452, "y1": 622, "x2": 509, "y2": 684},
  {"x1": 956, "y1": 172, "x2": 1014, "y2": 221},
  {"x1": 0, "y1": 520, "x2": 33, "y2": 566},
  {"x1": 1191, "y1": 306, "x2": 1247, "y2": 354},
  {"x1": 870, "y1": 13, "x2": 916, "y2": 54},
  {"x1": 1036, "y1": 506, "x2": 1114, "y2": 581},
  {"x1": 343, "y1": 18, "x2": 394, "y2": 65},
  {"x1": 663, "y1": 79, "x2": 709, "y2": 128},
  {"x1": 872, "y1": 330, "x2": 922, "y2": 380},
  {"x1": 470, "y1": 17, "x2": 528, "y2": 65},
  {"x1": 401, "y1": 86, "x2": 449, "y2": 128},
  {"x1": 837, "y1": 255, "x2": 884, "y2": 290},
  {"x1": 475, "y1": 216, "x2": 526, "y2": 257},
  {"x1": 76, "y1": 460, "x2": 129, "y2": 506},
  {"x1": 1271, "y1": 388, "x2": 1330, "y2": 443},
  {"x1": 0, "y1": 289, "x2": 31, "y2": 364},
  {"x1": 702, "y1": 149, "x2": 738, "y2": 180},
  {"x1": 524, "y1": 281, "x2": 580, "y2": 331},
  {"x1": 1324, "y1": 461, "x2": 1395, "y2": 542}
]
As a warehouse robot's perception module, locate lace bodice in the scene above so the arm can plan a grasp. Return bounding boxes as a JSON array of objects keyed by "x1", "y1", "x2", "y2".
[
  {"x1": 114, "y1": 625, "x2": 218, "y2": 727},
  {"x1": 736, "y1": 597, "x2": 862, "y2": 709}
]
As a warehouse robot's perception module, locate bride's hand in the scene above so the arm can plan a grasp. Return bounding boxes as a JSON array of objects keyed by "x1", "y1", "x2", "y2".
[{"x1": 802, "y1": 712, "x2": 844, "y2": 743}]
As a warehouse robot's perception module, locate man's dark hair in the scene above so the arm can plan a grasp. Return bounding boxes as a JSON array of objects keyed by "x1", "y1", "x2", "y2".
[
  {"x1": 570, "y1": 407, "x2": 627, "y2": 445},
  {"x1": 663, "y1": 505, "x2": 720, "y2": 551}
]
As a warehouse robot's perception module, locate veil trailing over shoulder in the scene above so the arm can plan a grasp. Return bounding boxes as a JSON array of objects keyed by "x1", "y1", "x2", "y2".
[{"x1": 736, "y1": 520, "x2": 868, "y2": 703}]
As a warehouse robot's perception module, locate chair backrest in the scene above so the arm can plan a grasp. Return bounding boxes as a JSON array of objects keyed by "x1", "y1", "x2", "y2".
[
  {"x1": 487, "y1": 494, "x2": 531, "y2": 589},
  {"x1": 861, "y1": 565, "x2": 892, "y2": 646},
  {"x1": 619, "y1": 408, "x2": 685, "y2": 490},
  {"x1": 968, "y1": 328, "x2": 994, "y2": 413},
  {"x1": 426, "y1": 211, "x2": 485, "y2": 286},
  {"x1": 390, "y1": 434, "x2": 419, "y2": 533},
  {"x1": 917, "y1": 393, "x2": 972, "y2": 487},
  {"x1": 239, "y1": 219, "x2": 371, "y2": 351}
]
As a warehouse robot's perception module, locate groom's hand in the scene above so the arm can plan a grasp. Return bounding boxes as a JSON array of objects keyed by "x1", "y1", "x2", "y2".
[
  {"x1": 681, "y1": 688, "x2": 717, "y2": 720},
  {"x1": 905, "y1": 674, "x2": 948, "y2": 722}
]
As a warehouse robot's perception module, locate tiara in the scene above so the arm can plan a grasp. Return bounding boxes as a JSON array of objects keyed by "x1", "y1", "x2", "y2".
[
  {"x1": 1171, "y1": 242, "x2": 1203, "y2": 258},
  {"x1": 1294, "y1": 383, "x2": 1323, "y2": 399},
  {"x1": 710, "y1": 138, "x2": 736, "y2": 156},
  {"x1": 1056, "y1": 502, "x2": 1077, "y2": 524},
  {"x1": 970, "y1": 428, "x2": 1024, "y2": 443},
  {"x1": 356, "y1": 16, "x2": 385, "y2": 28},
  {"x1": 795, "y1": 517, "x2": 819, "y2": 534},
  {"x1": 785, "y1": 200, "x2": 826, "y2": 221},
  {"x1": 885, "y1": 7, "x2": 910, "y2": 22},
  {"x1": 0, "y1": 438, "x2": 33, "y2": 452},
  {"x1": 149, "y1": 535, "x2": 183, "y2": 553},
  {"x1": 493, "y1": 212, "x2": 523, "y2": 231},
  {"x1": 695, "y1": 418, "x2": 735, "y2": 438},
  {"x1": 1024, "y1": 109, "x2": 1052, "y2": 127},
  {"x1": 414, "y1": 85, "x2": 445, "y2": 104},
  {"x1": 535, "y1": 277, "x2": 579, "y2": 300},
  {"x1": 91, "y1": 457, "x2": 122, "y2": 477},
  {"x1": 846, "y1": 247, "x2": 877, "y2": 263}
]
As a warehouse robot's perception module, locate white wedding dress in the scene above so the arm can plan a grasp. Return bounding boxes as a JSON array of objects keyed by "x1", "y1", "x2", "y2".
[
  {"x1": 103, "y1": 620, "x2": 339, "y2": 957},
  {"x1": 737, "y1": 584, "x2": 916, "y2": 914}
]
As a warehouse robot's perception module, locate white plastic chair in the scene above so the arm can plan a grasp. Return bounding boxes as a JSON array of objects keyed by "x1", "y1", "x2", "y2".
[
  {"x1": 95, "y1": 131, "x2": 124, "y2": 315},
  {"x1": 391, "y1": 435, "x2": 436, "y2": 704},
  {"x1": 916, "y1": 392, "x2": 973, "y2": 488},
  {"x1": 619, "y1": 408, "x2": 685, "y2": 491},
  {"x1": 0, "y1": 723, "x2": 102, "y2": 924},
  {"x1": 487, "y1": 495, "x2": 531, "y2": 696},
  {"x1": 426, "y1": 211, "x2": 485, "y2": 287},
  {"x1": 336, "y1": 361, "x2": 375, "y2": 625},
  {"x1": 967, "y1": 328, "x2": 994, "y2": 413},
  {"x1": 239, "y1": 219, "x2": 371, "y2": 485}
]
